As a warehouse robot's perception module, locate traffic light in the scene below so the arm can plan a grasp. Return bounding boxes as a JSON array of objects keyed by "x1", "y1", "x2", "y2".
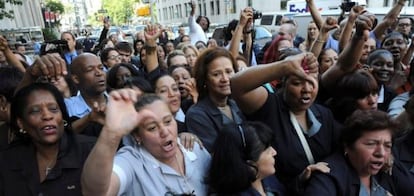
[{"x1": 136, "y1": 4, "x2": 150, "y2": 16}]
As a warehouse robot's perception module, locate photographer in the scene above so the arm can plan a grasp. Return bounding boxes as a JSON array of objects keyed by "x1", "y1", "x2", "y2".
[
  {"x1": 60, "y1": 31, "x2": 80, "y2": 65},
  {"x1": 226, "y1": 7, "x2": 259, "y2": 67}
]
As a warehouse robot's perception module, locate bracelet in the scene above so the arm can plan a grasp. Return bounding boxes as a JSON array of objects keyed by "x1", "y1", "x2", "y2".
[
  {"x1": 243, "y1": 30, "x2": 252, "y2": 34},
  {"x1": 144, "y1": 44, "x2": 157, "y2": 51},
  {"x1": 315, "y1": 39, "x2": 325, "y2": 43}
]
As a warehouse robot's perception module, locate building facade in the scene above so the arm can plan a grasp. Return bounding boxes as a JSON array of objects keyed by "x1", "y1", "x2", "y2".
[
  {"x1": 154, "y1": 0, "x2": 414, "y2": 26},
  {"x1": 155, "y1": 0, "x2": 280, "y2": 26},
  {"x1": 1, "y1": 0, "x2": 44, "y2": 29}
]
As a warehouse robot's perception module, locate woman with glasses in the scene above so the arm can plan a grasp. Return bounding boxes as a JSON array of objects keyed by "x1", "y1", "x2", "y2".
[
  {"x1": 81, "y1": 92, "x2": 210, "y2": 196},
  {"x1": 185, "y1": 47, "x2": 245, "y2": 153},
  {"x1": 208, "y1": 121, "x2": 286, "y2": 195},
  {"x1": 100, "y1": 47, "x2": 122, "y2": 71}
]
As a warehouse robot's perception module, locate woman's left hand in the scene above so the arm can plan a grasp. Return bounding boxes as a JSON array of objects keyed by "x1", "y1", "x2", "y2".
[
  {"x1": 178, "y1": 132, "x2": 203, "y2": 151},
  {"x1": 299, "y1": 162, "x2": 330, "y2": 182}
]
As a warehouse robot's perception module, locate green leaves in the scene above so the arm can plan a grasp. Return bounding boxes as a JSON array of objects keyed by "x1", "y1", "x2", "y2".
[{"x1": 0, "y1": 0, "x2": 22, "y2": 20}]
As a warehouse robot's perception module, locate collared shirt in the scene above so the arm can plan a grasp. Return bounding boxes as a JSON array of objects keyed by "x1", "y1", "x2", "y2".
[
  {"x1": 175, "y1": 108, "x2": 186, "y2": 123},
  {"x1": 64, "y1": 51, "x2": 77, "y2": 65},
  {"x1": 388, "y1": 91, "x2": 409, "y2": 118},
  {"x1": 113, "y1": 139, "x2": 211, "y2": 196},
  {"x1": 64, "y1": 92, "x2": 108, "y2": 118}
]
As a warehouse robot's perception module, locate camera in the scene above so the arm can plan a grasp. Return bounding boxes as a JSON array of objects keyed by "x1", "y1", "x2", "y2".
[
  {"x1": 340, "y1": 0, "x2": 356, "y2": 12},
  {"x1": 253, "y1": 9, "x2": 262, "y2": 20},
  {"x1": 40, "y1": 40, "x2": 69, "y2": 56}
]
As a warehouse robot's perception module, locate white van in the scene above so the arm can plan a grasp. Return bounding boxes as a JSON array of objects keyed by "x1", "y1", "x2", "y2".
[{"x1": 257, "y1": 12, "x2": 297, "y2": 33}]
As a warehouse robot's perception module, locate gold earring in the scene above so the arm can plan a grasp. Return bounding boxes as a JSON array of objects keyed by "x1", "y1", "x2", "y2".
[{"x1": 19, "y1": 128, "x2": 27, "y2": 134}]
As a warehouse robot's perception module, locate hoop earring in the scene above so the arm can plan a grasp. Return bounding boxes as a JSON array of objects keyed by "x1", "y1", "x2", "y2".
[
  {"x1": 63, "y1": 120, "x2": 68, "y2": 127},
  {"x1": 19, "y1": 128, "x2": 27, "y2": 134}
]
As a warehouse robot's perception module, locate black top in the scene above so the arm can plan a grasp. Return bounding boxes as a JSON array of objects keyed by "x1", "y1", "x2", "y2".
[
  {"x1": 246, "y1": 92, "x2": 342, "y2": 195},
  {"x1": 0, "y1": 132, "x2": 96, "y2": 196}
]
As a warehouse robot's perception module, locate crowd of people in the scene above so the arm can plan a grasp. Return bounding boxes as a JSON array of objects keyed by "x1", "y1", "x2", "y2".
[{"x1": 1, "y1": 0, "x2": 414, "y2": 195}]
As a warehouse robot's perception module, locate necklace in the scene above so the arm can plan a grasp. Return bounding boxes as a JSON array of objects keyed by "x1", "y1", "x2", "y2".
[{"x1": 37, "y1": 150, "x2": 58, "y2": 177}]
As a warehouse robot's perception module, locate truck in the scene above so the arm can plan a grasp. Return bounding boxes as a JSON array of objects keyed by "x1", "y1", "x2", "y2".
[
  {"x1": 287, "y1": 0, "x2": 342, "y2": 13},
  {"x1": 287, "y1": 0, "x2": 368, "y2": 13}
]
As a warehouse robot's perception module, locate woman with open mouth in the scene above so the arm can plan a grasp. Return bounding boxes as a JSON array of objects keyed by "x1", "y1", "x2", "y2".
[
  {"x1": 82, "y1": 92, "x2": 211, "y2": 196},
  {"x1": 231, "y1": 50, "x2": 341, "y2": 195},
  {"x1": 0, "y1": 83, "x2": 96, "y2": 195},
  {"x1": 304, "y1": 110, "x2": 399, "y2": 195}
]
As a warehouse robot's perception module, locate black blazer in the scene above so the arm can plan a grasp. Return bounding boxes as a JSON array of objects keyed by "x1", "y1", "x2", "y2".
[{"x1": 185, "y1": 97, "x2": 245, "y2": 152}]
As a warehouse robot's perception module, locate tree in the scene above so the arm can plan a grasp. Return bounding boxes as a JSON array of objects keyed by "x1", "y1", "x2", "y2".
[
  {"x1": 103, "y1": 0, "x2": 135, "y2": 25},
  {"x1": 0, "y1": 0, "x2": 22, "y2": 20},
  {"x1": 45, "y1": 0, "x2": 65, "y2": 28},
  {"x1": 46, "y1": 0, "x2": 65, "y2": 14}
]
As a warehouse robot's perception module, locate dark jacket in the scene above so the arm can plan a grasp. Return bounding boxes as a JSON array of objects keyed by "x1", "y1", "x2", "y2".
[
  {"x1": 304, "y1": 152, "x2": 398, "y2": 196},
  {"x1": 246, "y1": 92, "x2": 342, "y2": 195},
  {"x1": 186, "y1": 97, "x2": 245, "y2": 152},
  {"x1": 0, "y1": 132, "x2": 95, "y2": 196}
]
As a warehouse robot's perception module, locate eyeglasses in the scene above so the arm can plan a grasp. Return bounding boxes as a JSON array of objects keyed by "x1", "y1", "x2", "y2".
[
  {"x1": 398, "y1": 23, "x2": 411, "y2": 27},
  {"x1": 170, "y1": 64, "x2": 189, "y2": 67},
  {"x1": 108, "y1": 55, "x2": 122, "y2": 60},
  {"x1": 164, "y1": 190, "x2": 195, "y2": 196}
]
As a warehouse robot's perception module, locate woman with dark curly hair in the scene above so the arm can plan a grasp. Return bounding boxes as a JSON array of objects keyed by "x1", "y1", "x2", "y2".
[{"x1": 0, "y1": 83, "x2": 95, "y2": 195}]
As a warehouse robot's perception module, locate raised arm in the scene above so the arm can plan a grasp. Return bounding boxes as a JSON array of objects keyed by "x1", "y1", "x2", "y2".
[
  {"x1": 144, "y1": 24, "x2": 163, "y2": 73},
  {"x1": 371, "y1": 0, "x2": 407, "y2": 42},
  {"x1": 338, "y1": 6, "x2": 363, "y2": 52},
  {"x1": 229, "y1": 8, "x2": 253, "y2": 64},
  {"x1": 0, "y1": 35, "x2": 26, "y2": 73},
  {"x1": 231, "y1": 52, "x2": 318, "y2": 114},
  {"x1": 310, "y1": 17, "x2": 338, "y2": 58},
  {"x1": 81, "y1": 89, "x2": 154, "y2": 196},
  {"x1": 321, "y1": 14, "x2": 373, "y2": 91},
  {"x1": 306, "y1": 0, "x2": 323, "y2": 29}
]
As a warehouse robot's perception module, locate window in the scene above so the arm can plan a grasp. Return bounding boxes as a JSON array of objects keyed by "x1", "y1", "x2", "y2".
[
  {"x1": 203, "y1": 2, "x2": 207, "y2": 16},
  {"x1": 260, "y1": 15, "x2": 273, "y2": 25},
  {"x1": 216, "y1": 0, "x2": 220, "y2": 15},
  {"x1": 210, "y1": 1, "x2": 214, "y2": 15},
  {"x1": 231, "y1": 0, "x2": 236, "y2": 14},
  {"x1": 247, "y1": 0, "x2": 252, "y2": 6}
]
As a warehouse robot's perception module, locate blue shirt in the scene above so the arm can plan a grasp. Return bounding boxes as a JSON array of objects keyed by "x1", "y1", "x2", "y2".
[
  {"x1": 64, "y1": 51, "x2": 78, "y2": 65},
  {"x1": 64, "y1": 92, "x2": 108, "y2": 118}
]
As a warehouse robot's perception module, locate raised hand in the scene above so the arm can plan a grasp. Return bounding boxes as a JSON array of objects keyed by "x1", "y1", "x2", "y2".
[
  {"x1": 354, "y1": 14, "x2": 374, "y2": 40},
  {"x1": 239, "y1": 7, "x2": 253, "y2": 30},
  {"x1": 88, "y1": 101, "x2": 106, "y2": 125},
  {"x1": 29, "y1": 53, "x2": 68, "y2": 80},
  {"x1": 320, "y1": 17, "x2": 339, "y2": 34},
  {"x1": 144, "y1": 24, "x2": 164, "y2": 46},
  {"x1": 104, "y1": 89, "x2": 155, "y2": 137},
  {"x1": 0, "y1": 35, "x2": 9, "y2": 51}
]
